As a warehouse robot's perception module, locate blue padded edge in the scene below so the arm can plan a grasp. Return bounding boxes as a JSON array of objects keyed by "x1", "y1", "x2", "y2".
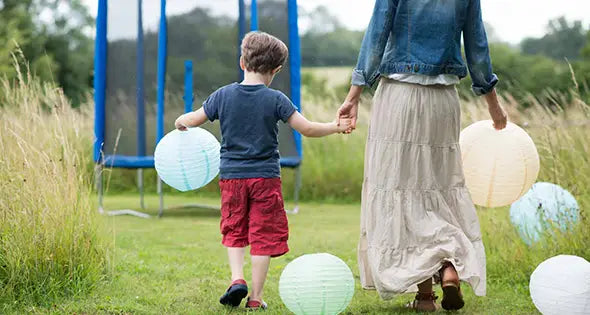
[
  {"x1": 93, "y1": 0, "x2": 107, "y2": 163},
  {"x1": 156, "y1": 0, "x2": 167, "y2": 144},
  {"x1": 288, "y1": 0, "x2": 303, "y2": 160},
  {"x1": 280, "y1": 157, "x2": 301, "y2": 168},
  {"x1": 103, "y1": 155, "x2": 155, "y2": 169},
  {"x1": 250, "y1": 0, "x2": 258, "y2": 31}
]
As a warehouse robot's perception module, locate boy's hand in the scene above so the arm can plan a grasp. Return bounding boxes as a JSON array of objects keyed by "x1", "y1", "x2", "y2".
[
  {"x1": 336, "y1": 118, "x2": 353, "y2": 134},
  {"x1": 175, "y1": 115, "x2": 188, "y2": 131}
]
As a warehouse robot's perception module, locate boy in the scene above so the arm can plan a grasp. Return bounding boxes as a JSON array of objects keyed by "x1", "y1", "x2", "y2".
[{"x1": 174, "y1": 31, "x2": 352, "y2": 310}]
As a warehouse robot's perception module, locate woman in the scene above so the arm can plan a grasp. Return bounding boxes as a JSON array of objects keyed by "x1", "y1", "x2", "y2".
[{"x1": 338, "y1": 0, "x2": 507, "y2": 311}]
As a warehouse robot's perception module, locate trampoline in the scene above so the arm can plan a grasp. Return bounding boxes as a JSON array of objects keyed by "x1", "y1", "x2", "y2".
[{"x1": 94, "y1": 0, "x2": 302, "y2": 217}]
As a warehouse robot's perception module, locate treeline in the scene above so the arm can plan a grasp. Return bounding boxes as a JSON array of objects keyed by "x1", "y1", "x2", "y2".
[{"x1": 1, "y1": 2, "x2": 590, "y2": 107}]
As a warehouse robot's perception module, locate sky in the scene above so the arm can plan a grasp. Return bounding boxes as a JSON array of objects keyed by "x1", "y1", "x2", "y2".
[{"x1": 82, "y1": 0, "x2": 590, "y2": 44}]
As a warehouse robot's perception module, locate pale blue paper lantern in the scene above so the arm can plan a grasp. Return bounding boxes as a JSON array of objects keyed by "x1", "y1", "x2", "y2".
[
  {"x1": 279, "y1": 253, "x2": 355, "y2": 315},
  {"x1": 154, "y1": 128, "x2": 220, "y2": 192},
  {"x1": 510, "y1": 182, "x2": 579, "y2": 244}
]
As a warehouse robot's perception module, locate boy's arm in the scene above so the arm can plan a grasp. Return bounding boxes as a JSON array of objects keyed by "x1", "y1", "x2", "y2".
[
  {"x1": 287, "y1": 111, "x2": 350, "y2": 138},
  {"x1": 175, "y1": 108, "x2": 209, "y2": 131}
]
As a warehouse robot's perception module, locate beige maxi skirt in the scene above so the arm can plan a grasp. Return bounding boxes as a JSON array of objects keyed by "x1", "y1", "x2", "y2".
[{"x1": 358, "y1": 78, "x2": 486, "y2": 300}]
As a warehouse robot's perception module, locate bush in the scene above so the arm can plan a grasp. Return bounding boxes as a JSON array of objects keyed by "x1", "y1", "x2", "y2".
[{"x1": 0, "y1": 65, "x2": 109, "y2": 306}]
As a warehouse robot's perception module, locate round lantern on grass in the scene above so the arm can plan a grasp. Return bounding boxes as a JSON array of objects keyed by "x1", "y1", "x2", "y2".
[
  {"x1": 154, "y1": 128, "x2": 220, "y2": 192},
  {"x1": 530, "y1": 255, "x2": 590, "y2": 315},
  {"x1": 510, "y1": 182, "x2": 579, "y2": 244},
  {"x1": 459, "y1": 120, "x2": 540, "y2": 208},
  {"x1": 279, "y1": 253, "x2": 355, "y2": 315}
]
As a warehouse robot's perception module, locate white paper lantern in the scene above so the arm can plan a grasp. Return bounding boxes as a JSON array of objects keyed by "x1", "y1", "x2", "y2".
[
  {"x1": 459, "y1": 120, "x2": 540, "y2": 208},
  {"x1": 279, "y1": 253, "x2": 355, "y2": 315},
  {"x1": 154, "y1": 128, "x2": 220, "y2": 192},
  {"x1": 530, "y1": 255, "x2": 590, "y2": 314}
]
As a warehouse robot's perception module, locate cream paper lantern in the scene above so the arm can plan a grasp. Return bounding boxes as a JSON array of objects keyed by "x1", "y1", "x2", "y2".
[
  {"x1": 530, "y1": 255, "x2": 590, "y2": 314},
  {"x1": 459, "y1": 120, "x2": 540, "y2": 208}
]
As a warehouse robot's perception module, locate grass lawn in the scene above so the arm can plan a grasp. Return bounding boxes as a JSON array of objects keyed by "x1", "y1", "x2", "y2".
[{"x1": 26, "y1": 194, "x2": 538, "y2": 314}]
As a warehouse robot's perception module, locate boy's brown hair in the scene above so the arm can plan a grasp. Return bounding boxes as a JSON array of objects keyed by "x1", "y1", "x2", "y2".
[{"x1": 241, "y1": 31, "x2": 289, "y2": 74}]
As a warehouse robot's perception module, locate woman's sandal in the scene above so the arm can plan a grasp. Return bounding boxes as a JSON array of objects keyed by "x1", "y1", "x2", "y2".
[
  {"x1": 405, "y1": 292, "x2": 439, "y2": 312},
  {"x1": 439, "y1": 262, "x2": 465, "y2": 311}
]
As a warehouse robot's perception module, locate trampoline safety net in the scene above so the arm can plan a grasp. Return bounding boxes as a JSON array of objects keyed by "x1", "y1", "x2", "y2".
[{"x1": 100, "y1": 0, "x2": 300, "y2": 167}]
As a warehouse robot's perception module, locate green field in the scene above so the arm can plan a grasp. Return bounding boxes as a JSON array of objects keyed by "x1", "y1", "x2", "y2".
[
  {"x1": 2, "y1": 65, "x2": 589, "y2": 314},
  {"x1": 7, "y1": 194, "x2": 539, "y2": 314}
]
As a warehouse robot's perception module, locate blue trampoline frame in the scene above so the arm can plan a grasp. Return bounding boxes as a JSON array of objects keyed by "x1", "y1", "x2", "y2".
[{"x1": 94, "y1": 0, "x2": 303, "y2": 216}]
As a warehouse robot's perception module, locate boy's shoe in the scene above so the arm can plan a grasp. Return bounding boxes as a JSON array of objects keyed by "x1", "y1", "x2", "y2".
[
  {"x1": 245, "y1": 297, "x2": 268, "y2": 311},
  {"x1": 219, "y1": 279, "x2": 248, "y2": 307}
]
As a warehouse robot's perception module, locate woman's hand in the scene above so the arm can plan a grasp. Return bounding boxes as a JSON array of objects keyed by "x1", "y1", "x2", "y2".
[
  {"x1": 488, "y1": 103, "x2": 507, "y2": 130},
  {"x1": 338, "y1": 85, "x2": 363, "y2": 134},
  {"x1": 484, "y1": 89, "x2": 507, "y2": 130}
]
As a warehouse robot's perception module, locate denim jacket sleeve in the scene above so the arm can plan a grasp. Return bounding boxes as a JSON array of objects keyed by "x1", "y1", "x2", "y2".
[
  {"x1": 463, "y1": 0, "x2": 498, "y2": 96},
  {"x1": 351, "y1": 0, "x2": 397, "y2": 87}
]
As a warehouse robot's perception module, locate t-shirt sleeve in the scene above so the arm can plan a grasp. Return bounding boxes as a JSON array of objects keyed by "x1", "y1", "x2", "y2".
[
  {"x1": 275, "y1": 92, "x2": 297, "y2": 123},
  {"x1": 202, "y1": 90, "x2": 220, "y2": 122}
]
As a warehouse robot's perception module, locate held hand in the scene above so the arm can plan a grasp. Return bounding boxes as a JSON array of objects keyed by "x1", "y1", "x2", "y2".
[
  {"x1": 335, "y1": 118, "x2": 353, "y2": 134},
  {"x1": 337, "y1": 100, "x2": 359, "y2": 134},
  {"x1": 338, "y1": 85, "x2": 363, "y2": 134}
]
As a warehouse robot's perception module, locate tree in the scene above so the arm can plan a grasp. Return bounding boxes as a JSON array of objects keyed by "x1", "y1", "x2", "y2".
[
  {"x1": 582, "y1": 30, "x2": 590, "y2": 60},
  {"x1": 521, "y1": 17, "x2": 587, "y2": 61},
  {"x1": 300, "y1": 6, "x2": 363, "y2": 67},
  {"x1": 0, "y1": 0, "x2": 93, "y2": 106}
]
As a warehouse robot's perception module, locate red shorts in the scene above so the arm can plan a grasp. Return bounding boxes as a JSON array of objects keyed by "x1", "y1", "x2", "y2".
[{"x1": 219, "y1": 178, "x2": 289, "y2": 257}]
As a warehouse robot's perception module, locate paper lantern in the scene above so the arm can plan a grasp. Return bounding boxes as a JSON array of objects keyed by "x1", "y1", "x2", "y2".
[
  {"x1": 279, "y1": 253, "x2": 355, "y2": 315},
  {"x1": 530, "y1": 255, "x2": 590, "y2": 314},
  {"x1": 154, "y1": 128, "x2": 220, "y2": 191},
  {"x1": 510, "y1": 182, "x2": 579, "y2": 244},
  {"x1": 459, "y1": 120, "x2": 540, "y2": 207}
]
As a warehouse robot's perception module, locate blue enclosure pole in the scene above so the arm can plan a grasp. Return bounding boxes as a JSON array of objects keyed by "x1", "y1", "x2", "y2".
[
  {"x1": 156, "y1": 0, "x2": 167, "y2": 217},
  {"x1": 156, "y1": 0, "x2": 167, "y2": 143},
  {"x1": 184, "y1": 60, "x2": 193, "y2": 114},
  {"x1": 93, "y1": 0, "x2": 107, "y2": 162},
  {"x1": 238, "y1": 0, "x2": 246, "y2": 80},
  {"x1": 137, "y1": 0, "x2": 146, "y2": 156},
  {"x1": 288, "y1": 0, "x2": 302, "y2": 158},
  {"x1": 250, "y1": 0, "x2": 258, "y2": 31}
]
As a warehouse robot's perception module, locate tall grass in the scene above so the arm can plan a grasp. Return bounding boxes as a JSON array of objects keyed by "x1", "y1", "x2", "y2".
[
  {"x1": 0, "y1": 62, "x2": 109, "y2": 306},
  {"x1": 461, "y1": 90, "x2": 590, "y2": 290}
]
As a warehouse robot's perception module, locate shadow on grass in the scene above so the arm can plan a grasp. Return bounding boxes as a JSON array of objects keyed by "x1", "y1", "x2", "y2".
[
  {"x1": 104, "y1": 206, "x2": 220, "y2": 219},
  {"x1": 158, "y1": 206, "x2": 221, "y2": 219}
]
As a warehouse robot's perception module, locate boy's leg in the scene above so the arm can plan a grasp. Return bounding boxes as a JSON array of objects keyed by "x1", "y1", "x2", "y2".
[
  {"x1": 246, "y1": 178, "x2": 290, "y2": 305},
  {"x1": 250, "y1": 255, "x2": 271, "y2": 301},
  {"x1": 227, "y1": 247, "x2": 246, "y2": 281},
  {"x1": 219, "y1": 179, "x2": 250, "y2": 307}
]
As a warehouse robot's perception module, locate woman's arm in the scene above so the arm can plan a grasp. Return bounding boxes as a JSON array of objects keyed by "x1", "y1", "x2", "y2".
[
  {"x1": 351, "y1": 0, "x2": 397, "y2": 87},
  {"x1": 287, "y1": 111, "x2": 351, "y2": 138},
  {"x1": 463, "y1": 0, "x2": 498, "y2": 96},
  {"x1": 174, "y1": 108, "x2": 208, "y2": 131},
  {"x1": 484, "y1": 89, "x2": 508, "y2": 130}
]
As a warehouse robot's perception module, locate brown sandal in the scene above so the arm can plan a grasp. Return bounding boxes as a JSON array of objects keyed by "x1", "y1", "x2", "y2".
[
  {"x1": 439, "y1": 262, "x2": 464, "y2": 311},
  {"x1": 406, "y1": 291, "x2": 439, "y2": 312}
]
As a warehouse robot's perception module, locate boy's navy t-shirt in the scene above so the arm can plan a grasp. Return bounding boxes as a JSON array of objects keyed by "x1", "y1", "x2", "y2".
[{"x1": 203, "y1": 83, "x2": 297, "y2": 179}]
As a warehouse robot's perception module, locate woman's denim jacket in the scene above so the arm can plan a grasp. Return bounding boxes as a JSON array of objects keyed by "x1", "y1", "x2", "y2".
[{"x1": 352, "y1": 0, "x2": 498, "y2": 95}]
